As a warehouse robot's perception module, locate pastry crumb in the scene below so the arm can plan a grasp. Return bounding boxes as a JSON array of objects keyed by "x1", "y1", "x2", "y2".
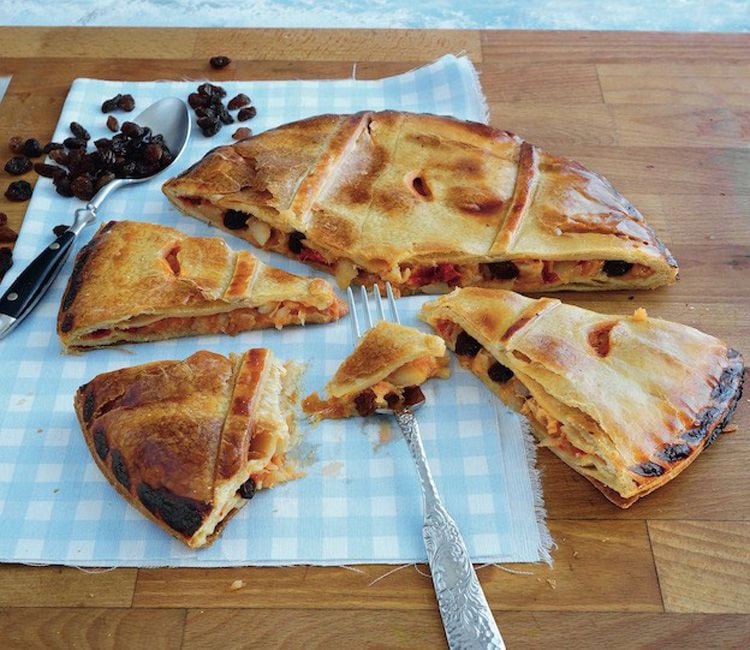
[
  {"x1": 572, "y1": 550, "x2": 580, "y2": 559},
  {"x1": 631, "y1": 307, "x2": 648, "y2": 322},
  {"x1": 546, "y1": 578, "x2": 557, "y2": 590},
  {"x1": 723, "y1": 424, "x2": 738, "y2": 434},
  {"x1": 229, "y1": 579, "x2": 246, "y2": 591}
]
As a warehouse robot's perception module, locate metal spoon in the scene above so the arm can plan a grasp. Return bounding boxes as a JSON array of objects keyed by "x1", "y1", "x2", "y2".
[{"x1": 0, "y1": 96, "x2": 191, "y2": 339}]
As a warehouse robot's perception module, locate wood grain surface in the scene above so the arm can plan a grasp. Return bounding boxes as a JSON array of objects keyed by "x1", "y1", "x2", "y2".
[{"x1": 0, "y1": 27, "x2": 748, "y2": 649}]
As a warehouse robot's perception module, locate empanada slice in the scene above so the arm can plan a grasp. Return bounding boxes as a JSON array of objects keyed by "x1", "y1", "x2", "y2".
[
  {"x1": 303, "y1": 321, "x2": 450, "y2": 420},
  {"x1": 163, "y1": 110, "x2": 678, "y2": 295},
  {"x1": 420, "y1": 288, "x2": 744, "y2": 507},
  {"x1": 57, "y1": 220, "x2": 346, "y2": 349},
  {"x1": 74, "y1": 348, "x2": 302, "y2": 548}
]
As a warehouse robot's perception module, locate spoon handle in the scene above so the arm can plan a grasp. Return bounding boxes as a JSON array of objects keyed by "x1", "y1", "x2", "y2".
[{"x1": 0, "y1": 229, "x2": 77, "y2": 339}]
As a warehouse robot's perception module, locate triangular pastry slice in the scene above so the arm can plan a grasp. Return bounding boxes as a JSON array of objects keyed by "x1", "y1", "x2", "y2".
[
  {"x1": 163, "y1": 110, "x2": 678, "y2": 295},
  {"x1": 303, "y1": 321, "x2": 450, "y2": 420},
  {"x1": 420, "y1": 288, "x2": 744, "y2": 507},
  {"x1": 57, "y1": 220, "x2": 346, "y2": 349},
  {"x1": 74, "y1": 348, "x2": 302, "y2": 548}
]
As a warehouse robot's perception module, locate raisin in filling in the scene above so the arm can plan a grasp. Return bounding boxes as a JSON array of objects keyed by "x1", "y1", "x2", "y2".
[
  {"x1": 487, "y1": 361, "x2": 514, "y2": 383},
  {"x1": 455, "y1": 331, "x2": 482, "y2": 357},
  {"x1": 238, "y1": 477, "x2": 256, "y2": 499},
  {"x1": 111, "y1": 450, "x2": 130, "y2": 489},
  {"x1": 602, "y1": 260, "x2": 633, "y2": 277},
  {"x1": 486, "y1": 261, "x2": 520, "y2": 280},
  {"x1": 93, "y1": 427, "x2": 109, "y2": 460},
  {"x1": 288, "y1": 231, "x2": 305, "y2": 254},
  {"x1": 354, "y1": 388, "x2": 377, "y2": 416},
  {"x1": 223, "y1": 209, "x2": 250, "y2": 230},
  {"x1": 402, "y1": 385, "x2": 425, "y2": 408}
]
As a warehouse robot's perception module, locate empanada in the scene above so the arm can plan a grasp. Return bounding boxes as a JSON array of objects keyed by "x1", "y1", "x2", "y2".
[
  {"x1": 74, "y1": 349, "x2": 301, "y2": 548},
  {"x1": 420, "y1": 288, "x2": 744, "y2": 507},
  {"x1": 57, "y1": 220, "x2": 346, "y2": 349},
  {"x1": 163, "y1": 111, "x2": 678, "y2": 295}
]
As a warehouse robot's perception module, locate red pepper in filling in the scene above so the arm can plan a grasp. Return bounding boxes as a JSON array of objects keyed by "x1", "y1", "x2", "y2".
[
  {"x1": 410, "y1": 263, "x2": 462, "y2": 287},
  {"x1": 299, "y1": 247, "x2": 330, "y2": 266}
]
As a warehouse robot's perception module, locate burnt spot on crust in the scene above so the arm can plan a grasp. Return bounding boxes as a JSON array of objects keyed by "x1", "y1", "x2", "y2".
[
  {"x1": 60, "y1": 227, "x2": 106, "y2": 312},
  {"x1": 82, "y1": 386, "x2": 96, "y2": 423},
  {"x1": 111, "y1": 450, "x2": 130, "y2": 489},
  {"x1": 659, "y1": 443, "x2": 692, "y2": 463},
  {"x1": 455, "y1": 331, "x2": 482, "y2": 357},
  {"x1": 631, "y1": 461, "x2": 665, "y2": 478},
  {"x1": 683, "y1": 354, "x2": 744, "y2": 447},
  {"x1": 136, "y1": 482, "x2": 210, "y2": 538},
  {"x1": 448, "y1": 186, "x2": 504, "y2": 217},
  {"x1": 93, "y1": 427, "x2": 109, "y2": 461},
  {"x1": 60, "y1": 312, "x2": 75, "y2": 333},
  {"x1": 588, "y1": 322, "x2": 616, "y2": 357},
  {"x1": 238, "y1": 477, "x2": 256, "y2": 499},
  {"x1": 354, "y1": 388, "x2": 377, "y2": 416}
]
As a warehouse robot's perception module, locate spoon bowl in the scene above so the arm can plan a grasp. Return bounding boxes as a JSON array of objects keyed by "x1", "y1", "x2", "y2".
[{"x1": 0, "y1": 96, "x2": 192, "y2": 339}]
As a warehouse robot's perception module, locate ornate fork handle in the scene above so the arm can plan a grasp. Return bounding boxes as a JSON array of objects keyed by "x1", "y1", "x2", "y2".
[{"x1": 394, "y1": 409, "x2": 505, "y2": 650}]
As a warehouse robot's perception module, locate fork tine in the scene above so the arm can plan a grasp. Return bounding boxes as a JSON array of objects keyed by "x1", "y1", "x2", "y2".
[
  {"x1": 347, "y1": 286, "x2": 361, "y2": 339},
  {"x1": 386, "y1": 282, "x2": 400, "y2": 324},
  {"x1": 360, "y1": 285, "x2": 373, "y2": 330},
  {"x1": 374, "y1": 284, "x2": 386, "y2": 322}
]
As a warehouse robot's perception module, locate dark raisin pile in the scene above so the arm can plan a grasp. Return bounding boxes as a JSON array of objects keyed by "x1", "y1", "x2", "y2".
[
  {"x1": 209, "y1": 55, "x2": 231, "y2": 69},
  {"x1": 187, "y1": 83, "x2": 257, "y2": 137}
]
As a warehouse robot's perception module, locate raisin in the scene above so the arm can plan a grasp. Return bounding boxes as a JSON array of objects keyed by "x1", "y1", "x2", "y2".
[
  {"x1": 237, "y1": 106, "x2": 257, "y2": 121},
  {"x1": 194, "y1": 106, "x2": 216, "y2": 121},
  {"x1": 402, "y1": 385, "x2": 425, "y2": 408},
  {"x1": 137, "y1": 482, "x2": 210, "y2": 537},
  {"x1": 0, "y1": 225, "x2": 17, "y2": 243},
  {"x1": 144, "y1": 143, "x2": 163, "y2": 163},
  {"x1": 197, "y1": 117, "x2": 221, "y2": 137},
  {"x1": 70, "y1": 175, "x2": 95, "y2": 201},
  {"x1": 354, "y1": 389, "x2": 377, "y2": 416},
  {"x1": 120, "y1": 121, "x2": 142, "y2": 138},
  {"x1": 101, "y1": 94, "x2": 122, "y2": 112},
  {"x1": 63, "y1": 137, "x2": 87, "y2": 150},
  {"x1": 288, "y1": 231, "x2": 305, "y2": 254},
  {"x1": 22, "y1": 138, "x2": 42, "y2": 158},
  {"x1": 455, "y1": 331, "x2": 482, "y2": 356},
  {"x1": 217, "y1": 106, "x2": 234, "y2": 125},
  {"x1": 34, "y1": 163, "x2": 64, "y2": 178},
  {"x1": 631, "y1": 461, "x2": 665, "y2": 477},
  {"x1": 5, "y1": 180, "x2": 32, "y2": 202},
  {"x1": 54, "y1": 175, "x2": 73, "y2": 197},
  {"x1": 42, "y1": 141, "x2": 64, "y2": 154},
  {"x1": 210, "y1": 55, "x2": 231, "y2": 69},
  {"x1": 238, "y1": 477, "x2": 256, "y2": 499},
  {"x1": 70, "y1": 122, "x2": 90, "y2": 140},
  {"x1": 52, "y1": 224, "x2": 68, "y2": 237},
  {"x1": 486, "y1": 261, "x2": 519, "y2": 280},
  {"x1": 384, "y1": 392, "x2": 400, "y2": 409},
  {"x1": 488, "y1": 361, "x2": 514, "y2": 383},
  {"x1": 93, "y1": 427, "x2": 109, "y2": 461},
  {"x1": 111, "y1": 450, "x2": 130, "y2": 489},
  {"x1": 94, "y1": 172, "x2": 116, "y2": 192},
  {"x1": 4, "y1": 156, "x2": 32, "y2": 175},
  {"x1": 223, "y1": 209, "x2": 250, "y2": 230},
  {"x1": 0, "y1": 247, "x2": 12, "y2": 281},
  {"x1": 232, "y1": 127, "x2": 252, "y2": 140},
  {"x1": 117, "y1": 94, "x2": 135, "y2": 112},
  {"x1": 49, "y1": 149, "x2": 68, "y2": 165},
  {"x1": 603, "y1": 260, "x2": 633, "y2": 277},
  {"x1": 197, "y1": 82, "x2": 226, "y2": 98},
  {"x1": 187, "y1": 93, "x2": 208, "y2": 109},
  {"x1": 106, "y1": 115, "x2": 119, "y2": 132},
  {"x1": 227, "y1": 93, "x2": 250, "y2": 110},
  {"x1": 8, "y1": 136, "x2": 23, "y2": 154}
]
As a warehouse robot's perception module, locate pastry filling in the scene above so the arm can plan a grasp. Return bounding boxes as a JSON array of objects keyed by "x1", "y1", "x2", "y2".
[
  {"x1": 77, "y1": 300, "x2": 343, "y2": 344},
  {"x1": 436, "y1": 320, "x2": 648, "y2": 498}
]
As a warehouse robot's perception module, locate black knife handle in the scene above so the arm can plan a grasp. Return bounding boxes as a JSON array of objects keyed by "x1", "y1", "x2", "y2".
[{"x1": 0, "y1": 229, "x2": 76, "y2": 328}]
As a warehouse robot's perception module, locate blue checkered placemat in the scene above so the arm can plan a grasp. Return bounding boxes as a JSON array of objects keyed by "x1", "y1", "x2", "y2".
[{"x1": 0, "y1": 55, "x2": 551, "y2": 566}]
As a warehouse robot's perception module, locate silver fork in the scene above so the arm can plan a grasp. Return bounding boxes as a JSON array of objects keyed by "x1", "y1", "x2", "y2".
[{"x1": 347, "y1": 283, "x2": 505, "y2": 650}]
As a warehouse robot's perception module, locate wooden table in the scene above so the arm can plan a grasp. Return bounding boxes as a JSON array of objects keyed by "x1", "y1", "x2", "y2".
[{"x1": 0, "y1": 27, "x2": 748, "y2": 649}]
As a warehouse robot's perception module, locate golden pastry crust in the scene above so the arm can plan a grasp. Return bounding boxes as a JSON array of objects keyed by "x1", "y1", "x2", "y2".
[
  {"x1": 303, "y1": 321, "x2": 450, "y2": 420},
  {"x1": 420, "y1": 288, "x2": 744, "y2": 507},
  {"x1": 57, "y1": 220, "x2": 347, "y2": 349},
  {"x1": 163, "y1": 111, "x2": 678, "y2": 295},
  {"x1": 74, "y1": 349, "x2": 302, "y2": 548}
]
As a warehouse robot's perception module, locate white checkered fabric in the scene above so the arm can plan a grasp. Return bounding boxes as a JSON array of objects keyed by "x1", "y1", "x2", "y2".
[{"x1": 0, "y1": 55, "x2": 551, "y2": 566}]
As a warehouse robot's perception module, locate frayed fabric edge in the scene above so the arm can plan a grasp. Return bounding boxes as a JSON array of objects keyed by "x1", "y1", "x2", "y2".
[{"x1": 519, "y1": 417, "x2": 556, "y2": 566}]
